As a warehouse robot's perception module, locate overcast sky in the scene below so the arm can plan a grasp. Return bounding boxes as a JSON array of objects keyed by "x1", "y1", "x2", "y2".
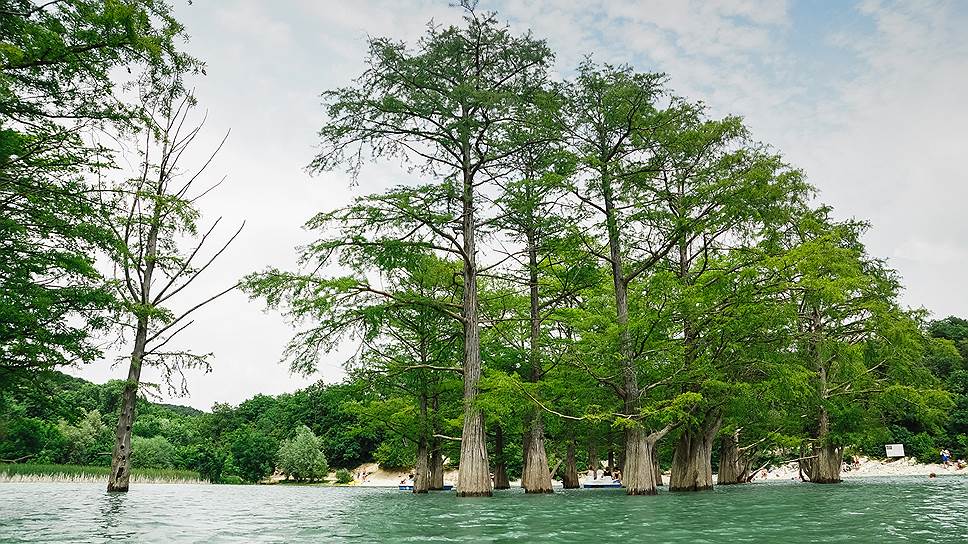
[{"x1": 69, "y1": 0, "x2": 968, "y2": 410}]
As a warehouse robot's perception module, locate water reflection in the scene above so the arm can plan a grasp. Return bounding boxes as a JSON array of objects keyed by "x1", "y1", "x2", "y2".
[{"x1": 97, "y1": 491, "x2": 127, "y2": 533}]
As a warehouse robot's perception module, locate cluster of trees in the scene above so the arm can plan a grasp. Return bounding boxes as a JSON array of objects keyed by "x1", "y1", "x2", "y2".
[
  {"x1": 1, "y1": 0, "x2": 963, "y2": 499},
  {"x1": 244, "y1": 4, "x2": 954, "y2": 496},
  {"x1": 0, "y1": 371, "x2": 377, "y2": 484}
]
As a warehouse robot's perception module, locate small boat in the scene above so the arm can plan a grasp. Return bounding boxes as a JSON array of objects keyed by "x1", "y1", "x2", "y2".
[
  {"x1": 398, "y1": 484, "x2": 454, "y2": 491},
  {"x1": 582, "y1": 479, "x2": 623, "y2": 489}
]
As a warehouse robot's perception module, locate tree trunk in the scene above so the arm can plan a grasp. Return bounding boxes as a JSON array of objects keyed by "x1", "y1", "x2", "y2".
[
  {"x1": 624, "y1": 428, "x2": 662, "y2": 495},
  {"x1": 107, "y1": 320, "x2": 147, "y2": 492},
  {"x1": 492, "y1": 424, "x2": 510, "y2": 490},
  {"x1": 717, "y1": 430, "x2": 750, "y2": 485},
  {"x1": 652, "y1": 442, "x2": 663, "y2": 486},
  {"x1": 108, "y1": 202, "x2": 162, "y2": 493},
  {"x1": 601, "y1": 167, "x2": 661, "y2": 495},
  {"x1": 607, "y1": 449, "x2": 615, "y2": 474},
  {"x1": 456, "y1": 158, "x2": 491, "y2": 497},
  {"x1": 588, "y1": 437, "x2": 600, "y2": 480},
  {"x1": 802, "y1": 406, "x2": 842, "y2": 484},
  {"x1": 522, "y1": 415, "x2": 553, "y2": 493},
  {"x1": 562, "y1": 439, "x2": 580, "y2": 489},
  {"x1": 413, "y1": 395, "x2": 431, "y2": 493},
  {"x1": 430, "y1": 438, "x2": 445, "y2": 490},
  {"x1": 414, "y1": 436, "x2": 431, "y2": 493},
  {"x1": 518, "y1": 228, "x2": 553, "y2": 494},
  {"x1": 802, "y1": 443, "x2": 843, "y2": 484},
  {"x1": 669, "y1": 414, "x2": 721, "y2": 491}
]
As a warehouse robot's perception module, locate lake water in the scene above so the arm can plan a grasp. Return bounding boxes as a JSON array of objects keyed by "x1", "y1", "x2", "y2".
[{"x1": 1, "y1": 477, "x2": 966, "y2": 542}]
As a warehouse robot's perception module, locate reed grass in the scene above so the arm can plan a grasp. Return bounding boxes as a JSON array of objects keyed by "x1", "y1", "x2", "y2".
[{"x1": 0, "y1": 463, "x2": 206, "y2": 484}]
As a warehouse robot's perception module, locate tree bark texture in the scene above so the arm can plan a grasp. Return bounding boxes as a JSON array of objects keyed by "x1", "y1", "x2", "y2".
[
  {"x1": 456, "y1": 164, "x2": 491, "y2": 497},
  {"x1": 492, "y1": 424, "x2": 510, "y2": 490},
  {"x1": 717, "y1": 431, "x2": 751, "y2": 485},
  {"x1": 624, "y1": 429, "x2": 662, "y2": 495},
  {"x1": 522, "y1": 415, "x2": 553, "y2": 493},
  {"x1": 562, "y1": 439, "x2": 580, "y2": 489},
  {"x1": 430, "y1": 437, "x2": 445, "y2": 490},
  {"x1": 414, "y1": 436, "x2": 431, "y2": 493},
  {"x1": 669, "y1": 414, "x2": 722, "y2": 492}
]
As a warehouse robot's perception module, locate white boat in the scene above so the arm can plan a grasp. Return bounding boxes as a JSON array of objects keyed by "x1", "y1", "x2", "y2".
[
  {"x1": 398, "y1": 483, "x2": 454, "y2": 491},
  {"x1": 582, "y1": 479, "x2": 623, "y2": 488}
]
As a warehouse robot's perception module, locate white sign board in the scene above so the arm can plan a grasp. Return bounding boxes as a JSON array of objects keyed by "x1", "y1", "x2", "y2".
[{"x1": 885, "y1": 444, "x2": 905, "y2": 457}]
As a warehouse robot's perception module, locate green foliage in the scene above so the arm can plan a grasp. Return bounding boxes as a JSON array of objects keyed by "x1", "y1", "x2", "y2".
[
  {"x1": 131, "y1": 436, "x2": 176, "y2": 469},
  {"x1": 229, "y1": 428, "x2": 277, "y2": 484},
  {"x1": 277, "y1": 426, "x2": 329, "y2": 482},
  {"x1": 335, "y1": 468, "x2": 353, "y2": 484},
  {"x1": 373, "y1": 439, "x2": 416, "y2": 470},
  {"x1": 0, "y1": 0, "x2": 198, "y2": 386}
]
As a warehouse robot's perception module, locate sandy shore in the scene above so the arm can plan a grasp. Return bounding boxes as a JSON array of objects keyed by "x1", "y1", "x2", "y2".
[{"x1": 750, "y1": 455, "x2": 968, "y2": 482}]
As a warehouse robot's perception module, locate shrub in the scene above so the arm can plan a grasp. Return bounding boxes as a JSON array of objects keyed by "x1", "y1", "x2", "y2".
[
  {"x1": 131, "y1": 436, "x2": 176, "y2": 469},
  {"x1": 277, "y1": 425, "x2": 329, "y2": 481},
  {"x1": 335, "y1": 468, "x2": 353, "y2": 484}
]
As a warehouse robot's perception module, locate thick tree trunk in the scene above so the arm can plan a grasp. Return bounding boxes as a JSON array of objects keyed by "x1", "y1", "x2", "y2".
[
  {"x1": 562, "y1": 439, "x2": 580, "y2": 489},
  {"x1": 492, "y1": 424, "x2": 510, "y2": 490},
  {"x1": 669, "y1": 414, "x2": 721, "y2": 492},
  {"x1": 652, "y1": 442, "x2": 663, "y2": 486},
  {"x1": 107, "y1": 322, "x2": 146, "y2": 492},
  {"x1": 414, "y1": 436, "x2": 431, "y2": 493},
  {"x1": 802, "y1": 443, "x2": 843, "y2": 484},
  {"x1": 624, "y1": 429, "x2": 661, "y2": 495},
  {"x1": 717, "y1": 431, "x2": 750, "y2": 485},
  {"x1": 430, "y1": 437, "x2": 444, "y2": 490},
  {"x1": 802, "y1": 407, "x2": 842, "y2": 483},
  {"x1": 456, "y1": 162, "x2": 491, "y2": 497},
  {"x1": 522, "y1": 415, "x2": 553, "y2": 493}
]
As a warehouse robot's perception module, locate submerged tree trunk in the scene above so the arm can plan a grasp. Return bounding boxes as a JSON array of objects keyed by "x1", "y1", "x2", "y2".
[
  {"x1": 456, "y1": 162, "x2": 491, "y2": 497},
  {"x1": 107, "y1": 320, "x2": 147, "y2": 492},
  {"x1": 802, "y1": 443, "x2": 843, "y2": 484},
  {"x1": 717, "y1": 430, "x2": 751, "y2": 485},
  {"x1": 414, "y1": 395, "x2": 431, "y2": 493},
  {"x1": 562, "y1": 439, "x2": 580, "y2": 489},
  {"x1": 522, "y1": 415, "x2": 553, "y2": 493},
  {"x1": 109, "y1": 205, "x2": 161, "y2": 493},
  {"x1": 600, "y1": 167, "x2": 662, "y2": 495},
  {"x1": 414, "y1": 436, "x2": 431, "y2": 493},
  {"x1": 493, "y1": 424, "x2": 510, "y2": 490},
  {"x1": 802, "y1": 407, "x2": 843, "y2": 484},
  {"x1": 588, "y1": 437, "x2": 600, "y2": 479},
  {"x1": 519, "y1": 229, "x2": 553, "y2": 494},
  {"x1": 669, "y1": 414, "x2": 722, "y2": 492},
  {"x1": 430, "y1": 437, "x2": 444, "y2": 490},
  {"x1": 624, "y1": 429, "x2": 662, "y2": 495}
]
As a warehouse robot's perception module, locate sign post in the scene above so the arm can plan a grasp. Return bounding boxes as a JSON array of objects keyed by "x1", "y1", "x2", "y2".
[{"x1": 885, "y1": 444, "x2": 905, "y2": 458}]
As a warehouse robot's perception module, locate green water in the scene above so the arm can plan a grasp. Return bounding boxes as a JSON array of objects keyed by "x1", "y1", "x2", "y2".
[{"x1": 1, "y1": 477, "x2": 966, "y2": 542}]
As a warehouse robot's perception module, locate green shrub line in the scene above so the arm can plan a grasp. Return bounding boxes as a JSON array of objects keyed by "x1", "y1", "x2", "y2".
[{"x1": 0, "y1": 463, "x2": 204, "y2": 483}]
